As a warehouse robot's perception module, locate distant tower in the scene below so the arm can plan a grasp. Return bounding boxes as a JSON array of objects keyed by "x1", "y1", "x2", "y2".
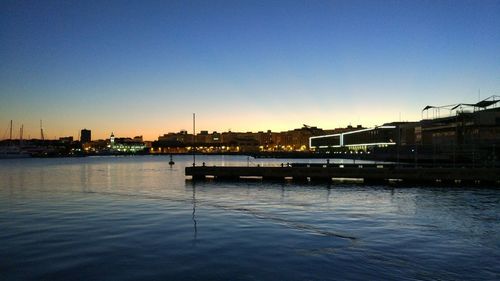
[
  {"x1": 80, "y1": 129, "x2": 91, "y2": 143},
  {"x1": 110, "y1": 132, "x2": 115, "y2": 147}
]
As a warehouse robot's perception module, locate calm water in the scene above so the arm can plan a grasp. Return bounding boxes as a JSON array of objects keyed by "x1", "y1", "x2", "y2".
[{"x1": 1, "y1": 156, "x2": 499, "y2": 280}]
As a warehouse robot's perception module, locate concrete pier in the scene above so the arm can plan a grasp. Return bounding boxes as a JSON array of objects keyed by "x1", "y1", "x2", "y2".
[{"x1": 185, "y1": 165, "x2": 500, "y2": 185}]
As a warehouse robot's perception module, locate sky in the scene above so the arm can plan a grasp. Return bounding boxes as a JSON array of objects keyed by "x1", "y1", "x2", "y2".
[{"x1": 1, "y1": 0, "x2": 499, "y2": 140}]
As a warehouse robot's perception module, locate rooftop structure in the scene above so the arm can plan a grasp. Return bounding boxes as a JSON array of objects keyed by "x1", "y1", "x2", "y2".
[{"x1": 421, "y1": 95, "x2": 500, "y2": 119}]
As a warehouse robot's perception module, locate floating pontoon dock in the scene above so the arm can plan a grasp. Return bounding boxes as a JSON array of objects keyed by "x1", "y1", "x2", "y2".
[{"x1": 186, "y1": 164, "x2": 499, "y2": 185}]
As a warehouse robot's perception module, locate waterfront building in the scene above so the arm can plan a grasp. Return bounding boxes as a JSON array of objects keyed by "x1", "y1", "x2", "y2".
[
  {"x1": 158, "y1": 131, "x2": 191, "y2": 143},
  {"x1": 310, "y1": 125, "x2": 399, "y2": 152},
  {"x1": 80, "y1": 129, "x2": 91, "y2": 143},
  {"x1": 80, "y1": 133, "x2": 147, "y2": 154},
  {"x1": 110, "y1": 141, "x2": 146, "y2": 153},
  {"x1": 416, "y1": 101, "x2": 500, "y2": 164},
  {"x1": 310, "y1": 96, "x2": 500, "y2": 164},
  {"x1": 153, "y1": 126, "x2": 341, "y2": 153},
  {"x1": 110, "y1": 135, "x2": 146, "y2": 153},
  {"x1": 58, "y1": 136, "x2": 74, "y2": 144}
]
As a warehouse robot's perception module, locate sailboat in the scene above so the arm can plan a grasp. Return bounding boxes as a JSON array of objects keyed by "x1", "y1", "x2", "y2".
[
  {"x1": 0, "y1": 146, "x2": 31, "y2": 159},
  {"x1": 0, "y1": 121, "x2": 31, "y2": 159}
]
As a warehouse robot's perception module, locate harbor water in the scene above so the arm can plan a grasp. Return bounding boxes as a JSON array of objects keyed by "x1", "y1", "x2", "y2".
[{"x1": 1, "y1": 156, "x2": 499, "y2": 280}]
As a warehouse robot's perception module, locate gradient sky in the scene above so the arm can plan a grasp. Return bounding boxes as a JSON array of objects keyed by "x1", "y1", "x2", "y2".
[{"x1": 1, "y1": 0, "x2": 499, "y2": 140}]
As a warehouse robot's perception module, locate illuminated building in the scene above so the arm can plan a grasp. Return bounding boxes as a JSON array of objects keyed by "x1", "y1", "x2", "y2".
[
  {"x1": 310, "y1": 125, "x2": 398, "y2": 152},
  {"x1": 310, "y1": 96, "x2": 500, "y2": 164},
  {"x1": 110, "y1": 141, "x2": 146, "y2": 153},
  {"x1": 84, "y1": 133, "x2": 146, "y2": 154}
]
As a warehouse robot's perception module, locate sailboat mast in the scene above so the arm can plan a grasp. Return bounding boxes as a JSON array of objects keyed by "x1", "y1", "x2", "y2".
[
  {"x1": 192, "y1": 113, "x2": 196, "y2": 166},
  {"x1": 9, "y1": 120, "x2": 13, "y2": 141},
  {"x1": 40, "y1": 120, "x2": 45, "y2": 141}
]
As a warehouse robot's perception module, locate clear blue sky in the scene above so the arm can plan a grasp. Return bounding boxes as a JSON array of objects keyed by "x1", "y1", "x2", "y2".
[{"x1": 1, "y1": 0, "x2": 499, "y2": 140}]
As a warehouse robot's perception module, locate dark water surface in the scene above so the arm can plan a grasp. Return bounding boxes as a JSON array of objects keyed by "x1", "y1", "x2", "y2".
[{"x1": 1, "y1": 156, "x2": 499, "y2": 280}]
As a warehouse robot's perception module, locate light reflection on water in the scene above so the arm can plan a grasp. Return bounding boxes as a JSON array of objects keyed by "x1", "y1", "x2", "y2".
[{"x1": 0, "y1": 155, "x2": 499, "y2": 281}]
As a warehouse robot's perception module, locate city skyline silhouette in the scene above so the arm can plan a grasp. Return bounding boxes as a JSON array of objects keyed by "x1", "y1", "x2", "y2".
[{"x1": 1, "y1": 0, "x2": 499, "y2": 140}]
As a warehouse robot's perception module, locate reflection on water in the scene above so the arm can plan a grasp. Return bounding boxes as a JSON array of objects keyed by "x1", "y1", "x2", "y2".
[
  {"x1": 0, "y1": 155, "x2": 499, "y2": 281},
  {"x1": 191, "y1": 182, "x2": 198, "y2": 244}
]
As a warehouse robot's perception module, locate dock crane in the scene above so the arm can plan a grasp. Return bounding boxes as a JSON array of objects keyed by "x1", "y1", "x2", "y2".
[{"x1": 40, "y1": 120, "x2": 45, "y2": 141}]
